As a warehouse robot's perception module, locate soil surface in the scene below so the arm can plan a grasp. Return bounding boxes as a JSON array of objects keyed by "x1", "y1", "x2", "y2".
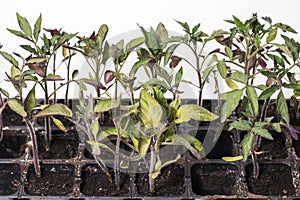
[
  {"x1": 25, "y1": 164, "x2": 75, "y2": 196},
  {"x1": 37, "y1": 130, "x2": 79, "y2": 159},
  {"x1": 196, "y1": 130, "x2": 235, "y2": 159},
  {"x1": 135, "y1": 164, "x2": 185, "y2": 196},
  {"x1": 0, "y1": 130, "x2": 28, "y2": 158},
  {"x1": 245, "y1": 163, "x2": 295, "y2": 196},
  {"x1": 2, "y1": 105, "x2": 25, "y2": 126},
  {"x1": 0, "y1": 164, "x2": 20, "y2": 195},
  {"x1": 257, "y1": 131, "x2": 288, "y2": 160},
  {"x1": 191, "y1": 163, "x2": 238, "y2": 195},
  {"x1": 80, "y1": 164, "x2": 130, "y2": 196}
]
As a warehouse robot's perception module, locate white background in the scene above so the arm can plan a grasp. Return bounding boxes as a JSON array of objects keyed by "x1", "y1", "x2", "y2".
[{"x1": 0, "y1": 0, "x2": 299, "y2": 99}]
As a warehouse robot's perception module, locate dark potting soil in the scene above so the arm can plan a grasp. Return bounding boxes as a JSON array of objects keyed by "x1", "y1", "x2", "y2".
[
  {"x1": 2, "y1": 105, "x2": 25, "y2": 126},
  {"x1": 80, "y1": 164, "x2": 130, "y2": 196},
  {"x1": 191, "y1": 163, "x2": 238, "y2": 195},
  {"x1": 135, "y1": 164, "x2": 185, "y2": 196},
  {"x1": 257, "y1": 131, "x2": 288, "y2": 160},
  {"x1": 37, "y1": 130, "x2": 79, "y2": 159},
  {"x1": 25, "y1": 164, "x2": 75, "y2": 196},
  {"x1": 0, "y1": 164, "x2": 21, "y2": 195},
  {"x1": 195, "y1": 130, "x2": 235, "y2": 159},
  {"x1": 245, "y1": 163, "x2": 295, "y2": 196},
  {"x1": 0, "y1": 130, "x2": 28, "y2": 158}
]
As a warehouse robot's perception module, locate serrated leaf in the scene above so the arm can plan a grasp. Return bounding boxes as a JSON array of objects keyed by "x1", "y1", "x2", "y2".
[
  {"x1": 217, "y1": 59, "x2": 227, "y2": 78},
  {"x1": 266, "y1": 28, "x2": 277, "y2": 43},
  {"x1": 24, "y1": 86, "x2": 36, "y2": 117},
  {"x1": 52, "y1": 117, "x2": 67, "y2": 132},
  {"x1": 258, "y1": 85, "x2": 277, "y2": 99},
  {"x1": 35, "y1": 103, "x2": 72, "y2": 118},
  {"x1": 230, "y1": 71, "x2": 248, "y2": 84},
  {"x1": 220, "y1": 89, "x2": 243, "y2": 122},
  {"x1": 16, "y1": 13, "x2": 32, "y2": 37},
  {"x1": 0, "y1": 51, "x2": 18, "y2": 67},
  {"x1": 225, "y1": 78, "x2": 238, "y2": 89},
  {"x1": 94, "y1": 99, "x2": 119, "y2": 113},
  {"x1": 241, "y1": 132, "x2": 254, "y2": 161},
  {"x1": 246, "y1": 86, "x2": 258, "y2": 116},
  {"x1": 252, "y1": 127, "x2": 273, "y2": 140},
  {"x1": 175, "y1": 104, "x2": 218, "y2": 124},
  {"x1": 140, "y1": 89, "x2": 163, "y2": 129},
  {"x1": 33, "y1": 14, "x2": 42, "y2": 42},
  {"x1": 229, "y1": 120, "x2": 252, "y2": 131},
  {"x1": 8, "y1": 99, "x2": 27, "y2": 118},
  {"x1": 276, "y1": 90, "x2": 290, "y2": 124}
]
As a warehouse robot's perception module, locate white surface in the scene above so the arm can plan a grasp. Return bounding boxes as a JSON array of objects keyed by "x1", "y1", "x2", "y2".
[{"x1": 0, "y1": 0, "x2": 299, "y2": 99}]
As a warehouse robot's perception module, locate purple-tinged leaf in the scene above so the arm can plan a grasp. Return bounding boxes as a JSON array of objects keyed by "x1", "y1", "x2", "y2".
[
  {"x1": 104, "y1": 70, "x2": 115, "y2": 84},
  {"x1": 169, "y1": 55, "x2": 182, "y2": 68},
  {"x1": 44, "y1": 28, "x2": 61, "y2": 36},
  {"x1": 82, "y1": 79, "x2": 106, "y2": 90},
  {"x1": 258, "y1": 57, "x2": 267, "y2": 68},
  {"x1": 44, "y1": 74, "x2": 64, "y2": 81},
  {"x1": 283, "y1": 124, "x2": 299, "y2": 140},
  {"x1": 208, "y1": 48, "x2": 220, "y2": 55}
]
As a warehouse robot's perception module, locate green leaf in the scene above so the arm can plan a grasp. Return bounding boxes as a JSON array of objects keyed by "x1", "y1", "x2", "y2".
[
  {"x1": 246, "y1": 86, "x2": 259, "y2": 116},
  {"x1": 91, "y1": 119, "x2": 99, "y2": 137},
  {"x1": 24, "y1": 86, "x2": 36, "y2": 117},
  {"x1": 0, "y1": 88, "x2": 10, "y2": 98},
  {"x1": 11, "y1": 65, "x2": 20, "y2": 78},
  {"x1": 129, "y1": 58, "x2": 152, "y2": 78},
  {"x1": 8, "y1": 99, "x2": 27, "y2": 118},
  {"x1": 139, "y1": 25, "x2": 159, "y2": 57},
  {"x1": 33, "y1": 14, "x2": 42, "y2": 42},
  {"x1": 252, "y1": 127, "x2": 273, "y2": 140},
  {"x1": 241, "y1": 132, "x2": 254, "y2": 161},
  {"x1": 35, "y1": 103, "x2": 73, "y2": 118},
  {"x1": 156, "y1": 22, "x2": 168, "y2": 44},
  {"x1": 272, "y1": 123, "x2": 281, "y2": 132},
  {"x1": 52, "y1": 117, "x2": 67, "y2": 132},
  {"x1": 164, "y1": 44, "x2": 179, "y2": 65},
  {"x1": 152, "y1": 87, "x2": 167, "y2": 107},
  {"x1": 258, "y1": 85, "x2": 277, "y2": 99},
  {"x1": 172, "y1": 134, "x2": 205, "y2": 160},
  {"x1": 7, "y1": 29, "x2": 31, "y2": 41},
  {"x1": 282, "y1": 35, "x2": 299, "y2": 62},
  {"x1": 266, "y1": 28, "x2": 277, "y2": 43},
  {"x1": 97, "y1": 24, "x2": 108, "y2": 47},
  {"x1": 229, "y1": 120, "x2": 252, "y2": 131},
  {"x1": 126, "y1": 37, "x2": 145, "y2": 52},
  {"x1": 192, "y1": 23, "x2": 201, "y2": 34},
  {"x1": 27, "y1": 57, "x2": 46, "y2": 64},
  {"x1": 222, "y1": 156, "x2": 243, "y2": 162},
  {"x1": 233, "y1": 15, "x2": 244, "y2": 32},
  {"x1": 220, "y1": 89, "x2": 243, "y2": 122},
  {"x1": 16, "y1": 13, "x2": 32, "y2": 37},
  {"x1": 101, "y1": 42, "x2": 110, "y2": 64},
  {"x1": 225, "y1": 78, "x2": 238, "y2": 89},
  {"x1": 0, "y1": 51, "x2": 18, "y2": 67},
  {"x1": 276, "y1": 90, "x2": 290, "y2": 124},
  {"x1": 274, "y1": 23, "x2": 297, "y2": 33},
  {"x1": 175, "y1": 67, "x2": 183, "y2": 86},
  {"x1": 230, "y1": 71, "x2": 248, "y2": 84},
  {"x1": 175, "y1": 104, "x2": 218, "y2": 123},
  {"x1": 202, "y1": 65, "x2": 216, "y2": 82},
  {"x1": 217, "y1": 59, "x2": 227, "y2": 79},
  {"x1": 20, "y1": 45, "x2": 37, "y2": 54},
  {"x1": 94, "y1": 99, "x2": 119, "y2": 113},
  {"x1": 140, "y1": 89, "x2": 163, "y2": 129},
  {"x1": 225, "y1": 47, "x2": 233, "y2": 60}
]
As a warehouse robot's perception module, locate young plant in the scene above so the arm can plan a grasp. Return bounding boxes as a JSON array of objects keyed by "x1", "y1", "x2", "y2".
[
  {"x1": 7, "y1": 13, "x2": 77, "y2": 151},
  {"x1": 0, "y1": 47, "x2": 41, "y2": 176},
  {"x1": 214, "y1": 14, "x2": 300, "y2": 178}
]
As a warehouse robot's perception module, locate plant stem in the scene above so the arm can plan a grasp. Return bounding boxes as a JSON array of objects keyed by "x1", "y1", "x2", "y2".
[
  {"x1": 65, "y1": 48, "x2": 72, "y2": 107},
  {"x1": 24, "y1": 117, "x2": 41, "y2": 177},
  {"x1": 149, "y1": 143, "x2": 155, "y2": 193},
  {"x1": 53, "y1": 52, "x2": 57, "y2": 103},
  {"x1": 44, "y1": 79, "x2": 52, "y2": 152}
]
